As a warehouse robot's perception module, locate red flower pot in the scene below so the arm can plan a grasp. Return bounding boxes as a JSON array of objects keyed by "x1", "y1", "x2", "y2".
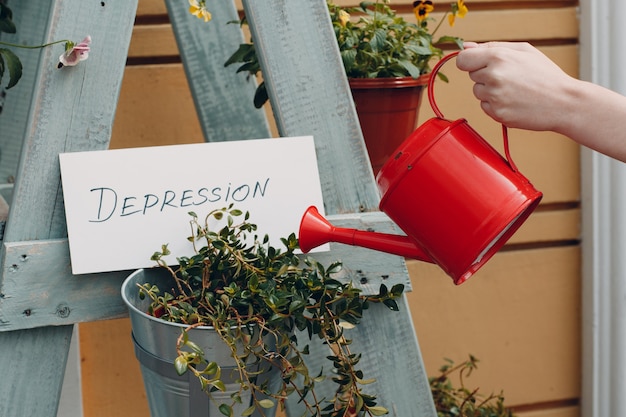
[{"x1": 349, "y1": 75, "x2": 429, "y2": 174}]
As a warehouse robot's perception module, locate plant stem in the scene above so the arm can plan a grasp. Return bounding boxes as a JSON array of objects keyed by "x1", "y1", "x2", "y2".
[
  {"x1": 430, "y1": 12, "x2": 449, "y2": 37},
  {"x1": 0, "y1": 39, "x2": 69, "y2": 50}
]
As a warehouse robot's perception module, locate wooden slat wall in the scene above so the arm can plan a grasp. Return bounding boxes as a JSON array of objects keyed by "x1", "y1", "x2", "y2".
[
  {"x1": 407, "y1": 1, "x2": 582, "y2": 417},
  {"x1": 80, "y1": 1, "x2": 581, "y2": 416}
]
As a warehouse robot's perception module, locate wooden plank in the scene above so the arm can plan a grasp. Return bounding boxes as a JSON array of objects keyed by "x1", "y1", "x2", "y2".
[
  {"x1": 420, "y1": 7, "x2": 579, "y2": 42},
  {"x1": 243, "y1": 0, "x2": 379, "y2": 213},
  {"x1": 128, "y1": 24, "x2": 179, "y2": 58},
  {"x1": 517, "y1": 406, "x2": 580, "y2": 417},
  {"x1": 407, "y1": 246, "x2": 582, "y2": 406},
  {"x1": 0, "y1": 212, "x2": 409, "y2": 331},
  {"x1": 326, "y1": 2, "x2": 578, "y2": 42},
  {"x1": 0, "y1": 1, "x2": 138, "y2": 416},
  {"x1": 81, "y1": 318, "x2": 150, "y2": 417},
  {"x1": 0, "y1": 239, "x2": 129, "y2": 331},
  {"x1": 137, "y1": 0, "x2": 167, "y2": 17},
  {"x1": 0, "y1": 3, "x2": 52, "y2": 191},
  {"x1": 242, "y1": 0, "x2": 436, "y2": 415},
  {"x1": 0, "y1": 4, "x2": 74, "y2": 417},
  {"x1": 163, "y1": 0, "x2": 270, "y2": 142},
  {"x1": 109, "y1": 65, "x2": 204, "y2": 149},
  {"x1": 508, "y1": 209, "x2": 581, "y2": 245},
  {"x1": 3, "y1": 4, "x2": 137, "y2": 241},
  {"x1": 0, "y1": 326, "x2": 75, "y2": 417}
]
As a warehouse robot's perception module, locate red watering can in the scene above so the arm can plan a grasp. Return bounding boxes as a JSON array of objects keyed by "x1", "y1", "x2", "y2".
[{"x1": 299, "y1": 51, "x2": 543, "y2": 285}]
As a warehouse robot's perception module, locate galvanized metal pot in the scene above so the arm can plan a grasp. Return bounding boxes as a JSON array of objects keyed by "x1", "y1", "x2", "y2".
[{"x1": 121, "y1": 268, "x2": 277, "y2": 417}]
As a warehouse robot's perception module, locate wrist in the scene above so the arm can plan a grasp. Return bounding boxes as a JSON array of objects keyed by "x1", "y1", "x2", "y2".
[{"x1": 550, "y1": 77, "x2": 588, "y2": 137}]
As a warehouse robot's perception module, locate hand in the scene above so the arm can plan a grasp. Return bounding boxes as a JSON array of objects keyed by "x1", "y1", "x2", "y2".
[
  {"x1": 456, "y1": 42, "x2": 575, "y2": 132},
  {"x1": 456, "y1": 41, "x2": 626, "y2": 162}
]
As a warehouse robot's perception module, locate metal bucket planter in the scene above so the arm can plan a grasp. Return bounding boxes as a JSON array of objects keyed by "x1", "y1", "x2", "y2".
[{"x1": 121, "y1": 268, "x2": 278, "y2": 417}]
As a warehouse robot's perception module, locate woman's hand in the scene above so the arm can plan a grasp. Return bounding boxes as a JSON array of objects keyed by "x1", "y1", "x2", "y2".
[{"x1": 456, "y1": 41, "x2": 576, "y2": 132}]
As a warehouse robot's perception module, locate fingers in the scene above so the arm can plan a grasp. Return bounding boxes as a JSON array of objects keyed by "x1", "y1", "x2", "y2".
[
  {"x1": 472, "y1": 81, "x2": 488, "y2": 102},
  {"x1": 456, "y1": 41, "x2": 538, "y2": 72},
  {"x1": 463, "y1": 41, "x2": 534, "y2": 52},
  {"x1": 462, "y1": 41, "x2": 479, "y2": 49},
  {"x1": 456, "y1": 47, "x2": 490, "y2": 72}
]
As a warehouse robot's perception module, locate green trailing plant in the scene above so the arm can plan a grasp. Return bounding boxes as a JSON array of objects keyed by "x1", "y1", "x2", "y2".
[
  {"x1": 138, "y1": 205, "x2": 405, "y2": 417},
  {"x1": 429, "y1": 355, "x2": 515, "y2": 417},
  {"x1": 224, "y1": 0, "x2": 466, "y2": 108}
]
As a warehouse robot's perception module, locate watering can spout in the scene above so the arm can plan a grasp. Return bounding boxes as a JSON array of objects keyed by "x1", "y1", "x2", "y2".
[{"x1": 298, "y1": 206, "x2": 434, "y2": 263}]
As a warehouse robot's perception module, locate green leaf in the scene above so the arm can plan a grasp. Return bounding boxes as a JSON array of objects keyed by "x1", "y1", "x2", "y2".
[
  {"x1": 201, "y1": 361, "x2": 219, "y2": 376},
  {"x1": 356, "y1": 376, "x2": 376, "y2": 385},
  {"x1": 0, "y1": 48, "x2": 22, "y2": 89},
  {"x1": 241, "y1": 405, "x2": 256, "y2": 416},
  {"x1": 0, "y1": 4, "x2": 16, "y2": 34},
  {"x1": 369, "y1": 28, "x2": 387, "y2": 52},
  {"x1": 212, "y1": 379, "x2": 227, "y2": 392},
  {"x1": 218, "y1": 403, "x2": 233, "y2": 417},
  {"x1": 257, "y1": 399, "x2": 275, "y2": 409},
  {"x1": 390, "y1": 283, "x2": 405, "y2": 297},
  {"x1": 397, "y1": 59, "x2": 421, "y2": 78},
  {"x1": 253, "y1": 81, "x2": 267, "y2": 109},
  {"x1": 185, "y1": 340, "x2": 204, "y2": 355},
  {"x1": 383, "y1": 298, "x2": 399, "y2": 311},
  {"x1": 173, "y1": 356, "x2": 188, "y2": 376},
  {"x1": 378, "y1": 284, "x2": 388, "y2": 297},
  {"x1": 367, "y1": 405, "x2": 389, "y2": 416},
  {"x1": 224, "y1": 43, "x2": 255, "y2": 66},
  {"x1": 354, "y1": 394, "x2": 364, "y2": 414},
  {"x1": 289, "y1": 299, "x2": 305, "y2": 313}
]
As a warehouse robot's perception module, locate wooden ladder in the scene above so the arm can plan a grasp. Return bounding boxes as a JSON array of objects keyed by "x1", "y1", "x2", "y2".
[{"x1": 0, "y1": 1, "x2": 436, "y2": 416}]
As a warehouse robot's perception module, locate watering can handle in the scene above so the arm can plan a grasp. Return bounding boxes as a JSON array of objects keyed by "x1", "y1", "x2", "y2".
[{"x1": 427, "y1": 51, "x2": 519, "y2": 173}]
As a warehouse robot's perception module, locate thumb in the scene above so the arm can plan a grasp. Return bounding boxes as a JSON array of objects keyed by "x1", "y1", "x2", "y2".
[{"x1": 469, "y1": 41, "x2": 536, "y2": 53}]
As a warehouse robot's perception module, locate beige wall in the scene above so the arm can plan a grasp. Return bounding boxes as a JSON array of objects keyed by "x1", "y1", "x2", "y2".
[{"x1": 80, "y1": 1, "x2": 582, "y2": 416}]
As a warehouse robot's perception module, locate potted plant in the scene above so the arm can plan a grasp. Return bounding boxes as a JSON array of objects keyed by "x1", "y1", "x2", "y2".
[
  {"x1": 333, "y1": 0, "x2": 466, "y2": 173},
  {"x1": 224, "y1": 0, "x2": 467, "y2": 173},
  {"x1": 429, "y1": 355, "x2": 516, "y2": 417},
  {"x1": 121, "y1": 205, "x2": 405, "y2": 417}
]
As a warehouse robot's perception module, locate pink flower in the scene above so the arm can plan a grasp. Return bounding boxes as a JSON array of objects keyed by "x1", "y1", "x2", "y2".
[{"x1": 58, "y1": 36, "x2": 91, "y2": 68}]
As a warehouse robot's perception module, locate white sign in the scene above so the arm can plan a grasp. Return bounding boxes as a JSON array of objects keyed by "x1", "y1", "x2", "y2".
[{"x1": 59, "y1": 136, "x2": 326, "y2": 274}]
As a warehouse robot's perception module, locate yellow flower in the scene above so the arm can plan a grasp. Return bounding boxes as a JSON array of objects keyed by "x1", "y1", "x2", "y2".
[
  {"x1": 448, "y1": 0, "x2": 468, "y2": 27},
  {"x1": 412, "y1": 1, "x2": 434, "y2": 23},
  {"x1": 189, "y1": 0, "x2": 211, "y2": 23},
  {"x1": 338, "y1": 10, "x2": 350, "y2": 27}
]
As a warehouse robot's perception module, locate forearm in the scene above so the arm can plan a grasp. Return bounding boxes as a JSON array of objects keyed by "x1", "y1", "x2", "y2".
[
  {"x1": 556, "y1": 78, "x2": 626, "y2": 162},
  {"x1": 457, "y1": 42, "x2": 626, "y2": 162}
]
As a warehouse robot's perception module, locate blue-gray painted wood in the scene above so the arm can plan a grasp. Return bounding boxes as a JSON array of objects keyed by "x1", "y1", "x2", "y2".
[
  {"x1": 241, "y1": 0, "x2": 437, "y2": 415},
  {"x1": 0, "y1": 238, "x2": 129, "y2": 331},
  {"x1": 0, "y1": 2, "x2": 53, "y2": 186},
  {"x1": 0, "y1": 325, "x2": 74, "y2": 417},
  {"x1": 163, "y1": 0, "x2": 270, "y2": 142},
  {"x1": 0, "y1": 212, "x2": 409, "y2": 331},
  {"x1": 243, "y1": 0, "x2": 380, "y2": 215},
  {"x1": 0, "y1": 1, "x2": 138, "y2": 416}
]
